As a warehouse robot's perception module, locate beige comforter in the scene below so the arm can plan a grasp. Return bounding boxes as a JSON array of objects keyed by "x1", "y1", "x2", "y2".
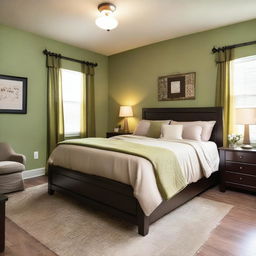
[{"x1": 48, "y1": 135, "x2": 219, "y2": 215}]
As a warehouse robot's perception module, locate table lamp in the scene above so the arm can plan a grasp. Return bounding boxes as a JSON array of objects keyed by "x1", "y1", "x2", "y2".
[
  {"x1": 236, "y1": 108, "x2": 256, "y2": 149},
  {"x1": 119, "y1": 106, "x2": 133, "y2": 133}
]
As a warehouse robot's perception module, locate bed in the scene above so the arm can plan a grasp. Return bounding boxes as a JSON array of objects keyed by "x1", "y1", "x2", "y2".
[{"x1": 48, "y1": 107, "x2": 223, "y2": 236}]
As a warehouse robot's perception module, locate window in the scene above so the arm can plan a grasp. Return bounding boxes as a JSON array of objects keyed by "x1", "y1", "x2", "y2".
[
  {"x1": 61, "y1": 69, "x2": 83, "y2": 137},
  {"x1": 232, "y1": 55, "x2": 256, "y2": 143}
]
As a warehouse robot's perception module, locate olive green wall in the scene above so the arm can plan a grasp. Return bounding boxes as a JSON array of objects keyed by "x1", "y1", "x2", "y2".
[
  {"x1": 108, "y1": 19, "x2": 256, "y2": 131},
  {"x1": 0, "y1": 24, "x2": 108, "y2": 170},
  {"x1": 1, "y1": 19, "x2": 256, "y2": 170}
]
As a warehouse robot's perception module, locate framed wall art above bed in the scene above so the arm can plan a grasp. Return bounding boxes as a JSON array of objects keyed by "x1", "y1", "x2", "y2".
[
  {"x1": 158, "y1": 72, "x2": 196, "y2": 101},
  {"x1": 0, "y1": 74, "x2": 27, "y2": 114}
]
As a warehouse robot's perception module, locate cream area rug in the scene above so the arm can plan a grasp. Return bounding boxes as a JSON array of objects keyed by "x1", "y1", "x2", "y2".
[{"x1": 6, "y1": 184, "x2": 232, "y2": 256}]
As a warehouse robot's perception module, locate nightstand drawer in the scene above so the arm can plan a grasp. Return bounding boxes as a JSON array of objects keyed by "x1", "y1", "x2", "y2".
[
  {"x1": 226, "y1": 151, "x2": 256, "y2": 164},
  {"x1": 225, "y1": 171, "x2": 256, "y2": 188},
  {"x1": 226, "y1": 162, "x2": 256, "y2": 176}
]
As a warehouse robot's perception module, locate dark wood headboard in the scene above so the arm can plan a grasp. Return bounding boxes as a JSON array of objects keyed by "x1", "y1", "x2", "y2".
[{"x1": 142, "y1": 107, "x2": 223, "y2": 147}]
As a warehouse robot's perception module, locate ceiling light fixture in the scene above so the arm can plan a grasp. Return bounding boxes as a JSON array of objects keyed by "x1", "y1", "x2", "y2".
[{"x1": 95, "y1": 2, "x2": 118, "y2": 31}]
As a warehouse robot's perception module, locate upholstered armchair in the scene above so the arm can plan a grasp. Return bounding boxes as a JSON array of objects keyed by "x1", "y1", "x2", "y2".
[{"x1": 0, "y1": 143, "x2": 25, "y2": 194}]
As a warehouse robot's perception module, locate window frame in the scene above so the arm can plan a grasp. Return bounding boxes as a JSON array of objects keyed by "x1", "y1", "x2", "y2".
[{"x1": 232, "y1": 55, "x2": 256, "y2": 143}]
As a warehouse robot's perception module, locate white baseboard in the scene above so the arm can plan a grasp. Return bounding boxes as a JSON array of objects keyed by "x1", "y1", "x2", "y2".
[{"x1": 22, "y1": 167, "x2": 46, "y2": 180}]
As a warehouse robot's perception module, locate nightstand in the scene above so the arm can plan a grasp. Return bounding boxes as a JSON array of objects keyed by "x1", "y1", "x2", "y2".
[
  {"x1": 219, "y1": 147, "x2": 256, "y2": 193},
  {"x1": 0, "y1": 194, "x2": 8, "y2": 252},
  {"x1": 106, "y1": 132, "x2": 132, "y2": 138}
]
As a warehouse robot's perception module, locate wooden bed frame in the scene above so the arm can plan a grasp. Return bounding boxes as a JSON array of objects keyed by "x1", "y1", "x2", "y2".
[{"x1": 48, "y1": 107, "x2": 223, "y2": 236}]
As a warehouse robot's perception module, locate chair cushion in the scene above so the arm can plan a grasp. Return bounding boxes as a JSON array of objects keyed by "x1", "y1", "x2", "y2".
[{"x1": 0, "y1": 161, "x2": 25, "y2": 175}]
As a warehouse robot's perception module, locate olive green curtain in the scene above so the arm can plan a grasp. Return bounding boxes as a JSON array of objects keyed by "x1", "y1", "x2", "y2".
[
  {"x1": 215, "y1": 49, "x2": 235, "y2": 146},
  {"x1": 46, "y1": 55, "x2": 64, "y2": 155},
  {"x1": 80, "y1": 64, "x2": 95, "y2": 137}
]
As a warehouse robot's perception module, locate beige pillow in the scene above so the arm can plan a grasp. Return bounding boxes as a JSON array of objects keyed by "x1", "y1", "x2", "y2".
[
  {"x1": 133, "y1": 120, "x2": 151, "y2": 136},
  {"x1": 171, "y1": 120, "x2": 216, "y2": 141},
  {"x1": 146, "y1": 120, "x2": 171, "y2": 138},
  {"x1": 161, "y1": 124, "x2": 183, "y2": 140},
  {"x1": 182, "y1": 125, "x2": 202, "y2": 141}
]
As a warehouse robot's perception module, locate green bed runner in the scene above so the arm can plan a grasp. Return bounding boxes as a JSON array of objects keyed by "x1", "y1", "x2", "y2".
[{"x1": 59, "y1": 138, "x2": 187, "y2": 200}]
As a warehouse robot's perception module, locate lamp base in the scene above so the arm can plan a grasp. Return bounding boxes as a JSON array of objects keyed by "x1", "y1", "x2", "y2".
[
  {"x1": 241, "y1": 144, "x2": 253, "y2": 149},
  {"x1": 123, "y1": 118, "x2": 129, "y2": 133}
]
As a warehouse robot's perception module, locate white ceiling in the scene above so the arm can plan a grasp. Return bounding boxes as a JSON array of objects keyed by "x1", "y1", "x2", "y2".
[{"x1": 0, "y1": 0, "x2": 256, "y2": 56}]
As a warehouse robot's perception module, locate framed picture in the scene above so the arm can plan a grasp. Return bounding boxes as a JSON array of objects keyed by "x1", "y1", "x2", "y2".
[
  {"x1": 158, "y1": 72, "x2": 196, "y2": 101},
  {"x1": 0, "y1": 74, "x2": 27, "y2": 114}
]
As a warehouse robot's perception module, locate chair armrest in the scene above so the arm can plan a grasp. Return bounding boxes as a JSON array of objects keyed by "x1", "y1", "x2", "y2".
[{"x1": 9, "y1": 153, "x2": 26, "y2": 165}]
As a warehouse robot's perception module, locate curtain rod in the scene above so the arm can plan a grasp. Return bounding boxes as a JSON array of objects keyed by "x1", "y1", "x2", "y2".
[
  {"x1": 43, "y1": 49, "x2": 98, "y2": 67},
  {"x1": 212, "y1": 40, "x2": 256, "y2": 53}
]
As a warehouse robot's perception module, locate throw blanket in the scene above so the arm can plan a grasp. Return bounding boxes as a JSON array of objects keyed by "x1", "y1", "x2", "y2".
[
  {"x1": 114, "y1": 135, "x2": 217, "y2": 179},
  {"x1": 59, "y1": 138, "x2": 188, "y2": 200}
]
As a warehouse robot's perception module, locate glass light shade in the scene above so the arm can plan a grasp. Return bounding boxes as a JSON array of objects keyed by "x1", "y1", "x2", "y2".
[
  {"x1": 96, "y1": 14, "x2": 118, "y2": 31},
  {"x1": 119, "y1": 106, "x2": 133, "y2": 117}
]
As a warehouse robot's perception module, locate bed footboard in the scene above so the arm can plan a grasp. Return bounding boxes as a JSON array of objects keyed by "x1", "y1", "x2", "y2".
[
  {"x1": 48, "y1": 165, "x2": 218, "y2": 236},
  {"x1": 48, "y1": 165, "x2": 150, "y2": 235}
]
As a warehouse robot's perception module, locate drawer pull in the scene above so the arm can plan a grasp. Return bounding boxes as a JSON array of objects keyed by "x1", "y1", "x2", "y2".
[
  {"x1": 239, "y1": 156, "x2": 243, "y2": 159},
  {"x1": 239, "y1": 166, "x2": 243, "y2": 170},
  {"x1": 239, "y1": 177, "x2": 243, "y2": 181}
]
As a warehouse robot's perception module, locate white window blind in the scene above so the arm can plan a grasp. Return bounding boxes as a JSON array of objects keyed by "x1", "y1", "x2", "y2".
[
  {"x1": 61, "y1": 69, "x2": 83, "y2": 137},
  {"x1": 232, "y1": 55, "x2": 256, "y2": 143}
]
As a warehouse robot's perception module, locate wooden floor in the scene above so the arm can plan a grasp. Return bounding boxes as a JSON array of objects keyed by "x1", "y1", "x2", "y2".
[
  {"x1": 1, "y1": 176, "x2": 255, "y2": 256},
  {"x1": 198, "y1": 188, "x2": 256, "y2": 256},
  {"x1": 1, "y1": 176, "x2": 57, "y2": 256}
]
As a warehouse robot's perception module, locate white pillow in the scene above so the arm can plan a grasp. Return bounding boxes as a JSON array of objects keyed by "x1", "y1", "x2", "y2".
[
  {"x1": 161, "y1": 124, "x2": 183, "y2": 140},
  {"x1": 182, "y1": 125, "x2": 202, "y2": 141},
  {"x1": 171, "y1": 121, "x2": 216, "y2": 141},
  {"x1": 133, "y1": 120, "x2": 151, "y2": 136}
]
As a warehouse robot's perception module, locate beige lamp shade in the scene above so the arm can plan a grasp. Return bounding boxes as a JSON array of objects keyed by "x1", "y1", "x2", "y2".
[
  {"x1": 236, "y1": 108, "x2": 256, "y2": 125},
  {"x1": 235, "y1": 108, "x2": 256, "y2": 148},
  {"x1": 119, "y1": 106, "x2": 133, "y2": 117}
]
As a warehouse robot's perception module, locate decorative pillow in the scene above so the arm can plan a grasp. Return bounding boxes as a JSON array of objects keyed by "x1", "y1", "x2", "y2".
[
  {"x1": 171, "y1": 121, "x2": 216, "y2": 141},
  {"x1": 182, "y1": 125, "x2": 202, "y2": 141},
  {"x1": 161, "y1": 124, "x2": 183, "y2": 140},
  {"x1": 146, "y1": 120, "x2": 171, "y2": 138},
  {"x1": 133, "y1": 120, "x2": 151, "y2": 136}
]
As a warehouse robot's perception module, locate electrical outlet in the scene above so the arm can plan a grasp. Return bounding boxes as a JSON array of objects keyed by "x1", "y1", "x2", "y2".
[{"x1": 34, "y1": 151, "x2": 39, "y2": 160}]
